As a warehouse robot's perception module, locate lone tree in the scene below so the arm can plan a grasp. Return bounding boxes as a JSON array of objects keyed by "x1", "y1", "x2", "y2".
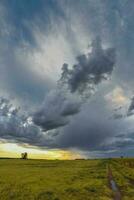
[{"x1": 21, "y1": 152, "x2": 28, "y2": 159}]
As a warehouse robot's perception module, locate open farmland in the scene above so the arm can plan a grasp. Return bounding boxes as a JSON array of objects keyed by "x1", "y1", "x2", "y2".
[
  {"x1": 109, "y1": 158, "x2": 134, "y2": 200},
  {"x1": 0, "y1": 158, "x2": 134, "y2": 200}
]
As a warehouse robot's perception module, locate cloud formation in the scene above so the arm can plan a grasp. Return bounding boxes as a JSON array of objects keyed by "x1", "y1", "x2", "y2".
[
  {"x1": 33, "y1": 89, "x2": 81, "y2": 131},
  {"x1": 127, "y1": 96, "x2": 134, "y2": 117},
  {"x1": 33, "y1": 37, "x2": 116, "y2": 132},
  {"x1": 60, "y1": 37, "x2": 115, "y2": 94},
  {"x1": 0, "y1": 97, "x2": 47, "y2": 146}
]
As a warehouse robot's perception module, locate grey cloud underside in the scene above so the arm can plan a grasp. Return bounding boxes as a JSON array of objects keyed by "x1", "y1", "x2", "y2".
[
  {"x1": 0, "y1": 97, "x2": 50, "y2": 147},
  {"x1": 49, "y1": 98, "x2": 121, "y2": 151},
  {"x1": 34, "y1": 97, "x2": 129, "y2": 153},
  {"x1": 33, "y1": 90, "x2": 81, "y2": 131},
  {"x1": 127, "y1": 96, "x2": 134, "y2": 117},
  {"x1": 33, "y1": 38, "x2": 116, "y2": 132},
  {"x1": 60, "y1": 38, "x2": 115, "y2": 94},
  {"x1": 112, "y1": 96, "x2": 134, "y2": 119}
]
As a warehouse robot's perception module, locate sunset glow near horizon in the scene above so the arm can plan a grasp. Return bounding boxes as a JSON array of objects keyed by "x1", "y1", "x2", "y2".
[{"x1": 0, "y1": 143, "x2": 82, "y2": 160}]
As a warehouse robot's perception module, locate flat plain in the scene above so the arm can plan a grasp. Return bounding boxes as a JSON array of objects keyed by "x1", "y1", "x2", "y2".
[{"x1": 0, "y1": 158, "x2": 134, "y2": 200}]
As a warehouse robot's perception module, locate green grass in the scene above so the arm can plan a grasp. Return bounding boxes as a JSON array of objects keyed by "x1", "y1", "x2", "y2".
[
  {"x1": 0, "y1": 159, "x2": 112, "y2": 200},
  {"x1": 1, "y1": 158, "x2": 134, "y2": 200},
  {"x1": 109, "y1": 158, "x2": 134, "y2": 200}
]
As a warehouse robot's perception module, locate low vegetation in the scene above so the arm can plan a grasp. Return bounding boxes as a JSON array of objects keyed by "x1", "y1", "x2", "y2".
[
  {"x1": 0, "y1": 158, "x2": 134, "y2": 199},
  {"x1": 109, "y1": 158, "x2": 134, "y2": 200}
]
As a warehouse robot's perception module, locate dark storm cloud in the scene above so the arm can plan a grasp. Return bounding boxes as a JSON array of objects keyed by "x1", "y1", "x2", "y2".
[
  {"x1": 60, "y1": 37, "x2": 115, "y2": 94},
  {"x1": 52, "y1": 109, "x2": 134, "y2": 154},
  {"x1": 127, "y1": 96, "x2": 134, "y2": 116},
  {"x1": 33, "y1": 38, "x2": 116, "y2": 131},
  {"x1": 99, "y1": 131, "x2": 134, "y2": 153},
  {"x1": 35, "y1": 94, "x2": 134, "y2": 153},
  {"x1": 112, "y1": 96, "x2": 134, "y2": 119},
  {"x1": 61, "y1": 101, "x2": 80, "y2": 116},
  {"x1": 112, "y1": 113, "x2": 124, "y2": 120},
  {"x1": 111, "y1": 106, "x2": 125, "y2": 120},
  {"x1": 61, "y1": 0, "x2": 134, "y2": 91},
  {"x1": 0, "y1": 97, "x2": 50, "y2": 146},
  {"x1": 33, "y1": 89, "x2": 81, "y2": 131},
  {"x1": 51, "y1": 97, "x2": 122, "y2": 151}
]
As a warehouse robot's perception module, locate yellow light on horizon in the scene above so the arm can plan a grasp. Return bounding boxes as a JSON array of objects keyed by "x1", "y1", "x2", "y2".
[{"x1": 0, "y1": 143, "x2": 81, "y2": 160}]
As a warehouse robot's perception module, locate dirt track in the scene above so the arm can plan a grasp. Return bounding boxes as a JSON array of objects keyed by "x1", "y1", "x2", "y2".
[{"x1": 108, "y1": 165, "x2": 122, "y2": 200}]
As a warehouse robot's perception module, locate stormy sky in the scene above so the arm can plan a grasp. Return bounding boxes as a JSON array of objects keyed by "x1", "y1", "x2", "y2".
[{"x1": 0, "y1": 0, "x2": 134, "y2": 158}]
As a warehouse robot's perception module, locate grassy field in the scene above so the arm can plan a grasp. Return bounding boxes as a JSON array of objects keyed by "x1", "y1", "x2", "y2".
[
  {"x1": 109, "y1": 158, "x2": 134, "y2": 200},
  {"x1": 0, "y1": 158, "x2": 134, "y2": 200}
]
